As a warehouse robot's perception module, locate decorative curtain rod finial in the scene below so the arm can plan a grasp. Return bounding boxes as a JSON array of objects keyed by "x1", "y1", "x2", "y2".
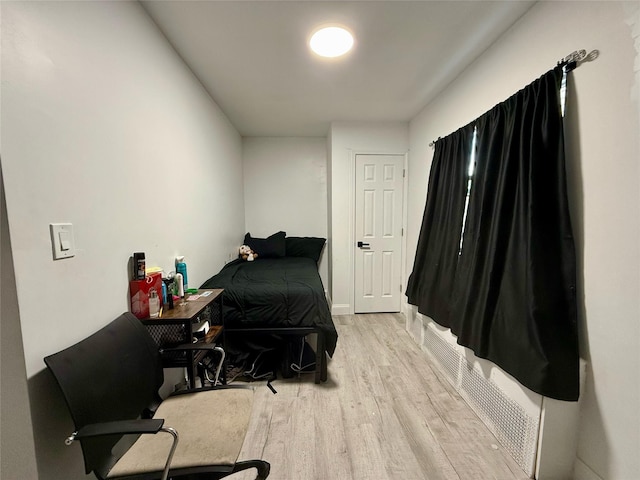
[{"x1": 561, "y1": 49, "x2": 599, "y2": 66}]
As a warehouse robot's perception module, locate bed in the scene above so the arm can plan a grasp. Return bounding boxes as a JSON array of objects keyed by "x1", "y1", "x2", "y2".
[{"x1": 200, "y1": 233, "x2": 337, "y2": 383}]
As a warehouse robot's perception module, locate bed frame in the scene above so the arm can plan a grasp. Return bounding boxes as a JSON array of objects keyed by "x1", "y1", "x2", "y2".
[
  {"x1": 201, "y1": 253, "x2": 337, "y2": 385},
  {"x1": 223, "y1": 326, "x2": 328, "y2": 383}
]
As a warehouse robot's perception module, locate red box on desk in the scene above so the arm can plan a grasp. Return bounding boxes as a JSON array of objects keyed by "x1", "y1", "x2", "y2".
[{"x1": 129, "y1": 272, "x2": 162, "y2": 319}]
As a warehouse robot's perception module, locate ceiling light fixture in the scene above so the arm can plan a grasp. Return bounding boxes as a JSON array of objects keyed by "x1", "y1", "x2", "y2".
[{"x1": 309, "y1": 26, "x2": 354, "y2": 58}]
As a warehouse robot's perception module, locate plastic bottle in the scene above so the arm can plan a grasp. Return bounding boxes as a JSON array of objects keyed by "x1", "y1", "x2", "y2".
[
  {"x1": 174, "y1": 273, "x2": 184, "y2": 298},
  {"x1": 148, "y1": 289, "x2": 160, "y2": 318},
  {"x1": 175, "y1": 256, "x2": 188, "y2": 291}
]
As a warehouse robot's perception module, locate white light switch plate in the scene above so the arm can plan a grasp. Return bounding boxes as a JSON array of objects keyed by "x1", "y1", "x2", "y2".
[{"x1": 50, "y1": 223, "x2": 75, "y2": 260}]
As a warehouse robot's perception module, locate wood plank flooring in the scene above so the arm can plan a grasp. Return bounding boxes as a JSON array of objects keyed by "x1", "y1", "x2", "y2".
[{"x1": 233, "y1": 313, "x2": 530, "y2": 480}]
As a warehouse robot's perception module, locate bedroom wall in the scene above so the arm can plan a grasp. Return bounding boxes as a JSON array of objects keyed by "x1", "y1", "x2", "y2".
[
  {"x1": 328, "y1": 121, "x2": 409, "y2": 315},
  {"x1": 1, "y1": 166, "x2": 39, "y2": 480},
  {"x1": 326, "y1": 133, "x2": 334, "y2": 297},
  {"x1": 1, "y1": 2, "x2": 245, "y2": 479},
  {"x1": 242, "y1": 136, "x2": 329, "y2": 288},
  {"x1": 405, "y1": 2, "x2": 639, "y2": 479}
]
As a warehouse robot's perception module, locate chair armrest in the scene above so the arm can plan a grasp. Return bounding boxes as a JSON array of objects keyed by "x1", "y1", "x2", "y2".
[
  {"x1": 68, "y1": 419, "x2": 178, "y2": 480},
  {"x1": 72, "y1": 419, "x2": 165, "y2": 442}
]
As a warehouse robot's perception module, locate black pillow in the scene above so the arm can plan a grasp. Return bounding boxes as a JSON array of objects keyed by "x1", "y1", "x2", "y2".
[
  {"x1": 244, "y1": 231, "x2": 286, "y2": 258},
  {"x1": 285, "y1": 237, "x2": 326, "y2": 263}
]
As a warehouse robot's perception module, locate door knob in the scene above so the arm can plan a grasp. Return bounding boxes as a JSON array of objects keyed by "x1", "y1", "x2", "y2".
[{"x1": 357, "y1": 241, "x2": 370, "y2": 249}]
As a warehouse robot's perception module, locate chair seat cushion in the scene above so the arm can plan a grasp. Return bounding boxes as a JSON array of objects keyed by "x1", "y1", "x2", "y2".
[{"x1": 107, "y1": 387, "x2": 253, "y2": 478}]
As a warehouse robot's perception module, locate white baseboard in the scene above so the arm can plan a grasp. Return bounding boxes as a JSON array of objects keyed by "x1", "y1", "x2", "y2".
[
  {"x1": 331, "y1": 304, "x2": 351, "y2": 316},
  {"x1": 573, "y1": 459, "x2": 604, "y2": 480}
]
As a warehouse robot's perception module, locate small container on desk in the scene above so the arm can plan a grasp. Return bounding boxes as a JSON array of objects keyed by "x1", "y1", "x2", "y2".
[{"x1": 140, "y1": 289, "x2": 224, "y2": 389}]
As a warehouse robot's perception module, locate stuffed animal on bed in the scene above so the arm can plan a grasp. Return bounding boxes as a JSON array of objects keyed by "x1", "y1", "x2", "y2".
[{"x1": 239, "y1": 244, "x2": 258, "y2": 262}]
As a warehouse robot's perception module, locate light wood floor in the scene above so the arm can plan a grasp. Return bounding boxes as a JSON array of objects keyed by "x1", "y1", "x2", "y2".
[{"x1": 233, "y1": 313, "x2": 529, "y2": 480}]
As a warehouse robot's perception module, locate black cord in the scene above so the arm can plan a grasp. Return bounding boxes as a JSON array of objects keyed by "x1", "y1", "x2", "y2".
[{"x1": 266, "y1": 380, "x2": 277, "y2": 394}]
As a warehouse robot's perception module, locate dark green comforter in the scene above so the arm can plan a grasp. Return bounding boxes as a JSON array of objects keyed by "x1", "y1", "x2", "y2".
[{"x1": 201, "y1": 257, "x2": 337, "y2": 356}]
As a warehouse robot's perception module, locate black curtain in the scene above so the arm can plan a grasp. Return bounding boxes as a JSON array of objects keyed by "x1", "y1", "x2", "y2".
[{"x1": 406, "y1": 66, "x2": 579, "y2": 401}]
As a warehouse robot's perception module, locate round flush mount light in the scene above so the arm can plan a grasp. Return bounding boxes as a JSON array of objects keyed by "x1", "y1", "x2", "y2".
[{"x1": 309, "y1": 26, "x2": 354, "y2": 58}]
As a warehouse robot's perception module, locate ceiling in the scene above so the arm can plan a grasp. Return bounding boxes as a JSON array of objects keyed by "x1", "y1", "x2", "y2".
[{"x1": 141, "y1": 1, "x2": 535, "y2": 137}]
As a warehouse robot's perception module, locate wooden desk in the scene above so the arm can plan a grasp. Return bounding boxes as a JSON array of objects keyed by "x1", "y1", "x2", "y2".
[{"x1": 141, "y1": 289, "x2": 224, "y2": 388}]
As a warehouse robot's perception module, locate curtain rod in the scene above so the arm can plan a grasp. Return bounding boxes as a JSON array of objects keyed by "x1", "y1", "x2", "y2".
[{"x1": 428, "y1": 49, "x2": 599, "y2": 148}]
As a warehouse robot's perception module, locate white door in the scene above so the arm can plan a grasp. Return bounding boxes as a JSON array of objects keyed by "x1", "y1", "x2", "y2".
[{"x1": 354, "y1": 154, "x2": 404, "y2": 313}]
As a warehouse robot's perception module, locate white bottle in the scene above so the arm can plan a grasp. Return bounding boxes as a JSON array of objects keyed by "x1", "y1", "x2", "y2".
[
  {"x1": 174, "y1": 273, "x2": 184, "y2": 298},
  {"x1": 149, "y1": 289, "x2": 160, "y2": 318}
]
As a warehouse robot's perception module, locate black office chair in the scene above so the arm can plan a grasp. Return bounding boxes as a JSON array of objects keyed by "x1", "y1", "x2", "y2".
[{"x1": 44, "y1": 312, "x2": 270, "y2": 480}]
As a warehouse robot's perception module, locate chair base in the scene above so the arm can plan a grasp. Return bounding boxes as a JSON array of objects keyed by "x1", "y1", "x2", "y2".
[
  {"x1": 108, "y1": 460, "x2": 270, "y2": 480},
  {"x1": 163, "y1": 460, "x2": 270, "y2": 480},
  {"x1": 232, "y1": 460, "x2": 271, "y2": 480}
]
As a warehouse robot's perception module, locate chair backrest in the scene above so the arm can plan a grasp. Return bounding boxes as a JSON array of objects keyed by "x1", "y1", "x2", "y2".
[{"x1": 44, "y1": 312, "x2": 164, "y2": 477}]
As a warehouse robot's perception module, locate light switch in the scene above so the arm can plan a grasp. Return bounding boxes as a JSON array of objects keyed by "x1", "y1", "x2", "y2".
[
  {"x1": 50, "y1": 223, "x2": 75, "y2": 260},
  {"x1": 59, "y1": 231, "x2": 71, "y2": 251}
]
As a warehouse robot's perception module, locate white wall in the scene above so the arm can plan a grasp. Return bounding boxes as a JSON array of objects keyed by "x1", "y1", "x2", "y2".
[
  {"x1": 242, "y1": 136, "x2": 329, "y2": 287},
  {"x1": 1, "y1": 2, "x2": 245, "y2": 478},
  {"x1": 406, "y1": 2, "x2": 640, "y2": 479},
  {"x1": 326, "y1": 133, "x2": 334, "y2": 296},
  {"x1": 1, "y1": 167, "x2": 39, "y2": 480},
  {"x1": 329, "y1": 122, "x2": 409, "y2": 314}
]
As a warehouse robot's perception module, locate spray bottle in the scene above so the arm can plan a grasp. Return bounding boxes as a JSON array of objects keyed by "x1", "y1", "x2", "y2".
[{"x1": 175, "y1": 256, "x2": 188, "y2": 291}]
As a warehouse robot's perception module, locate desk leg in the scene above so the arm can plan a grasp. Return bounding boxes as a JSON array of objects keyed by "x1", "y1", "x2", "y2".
[{"x1": 186, "y1": 353, "x2": 196, "y2": 389}]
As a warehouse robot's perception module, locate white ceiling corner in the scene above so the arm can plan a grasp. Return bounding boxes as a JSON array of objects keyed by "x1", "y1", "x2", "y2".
[{"x1": 141, "y1": 0, "x2": 536, "y2": 137}]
